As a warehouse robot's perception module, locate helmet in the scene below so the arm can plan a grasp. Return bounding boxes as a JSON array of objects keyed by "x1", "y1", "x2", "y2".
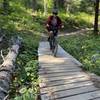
[{"x1": 52, "y1": 8, "x2": 58, "y2": 15}]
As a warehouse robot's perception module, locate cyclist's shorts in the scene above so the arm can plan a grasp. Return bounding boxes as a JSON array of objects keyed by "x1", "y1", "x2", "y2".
[
  {"x1": 50, "y1": 29, "x2": 58, "y2": 36},
  {"x1": 54, "y1": 30, "x2": 58, "y2": 36}
]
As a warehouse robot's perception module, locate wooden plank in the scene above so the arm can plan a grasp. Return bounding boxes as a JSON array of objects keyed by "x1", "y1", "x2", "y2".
[
  {"x1": 40, "y1": 80, "x2": 91, "y2": 88},
  {"x1": 39, "y1": 71, "x2": 83, "y2": 75},
  {"x1": 56, "y1": 90, "x2": 100, "y2": 100},
  {"x1": 39, "y1": 62, "x2": 77, "y2": 65},
  {"x1": 39, "y1": 72, "x2": 87, "y2": 79},
  {"x1": 39, "y1": 74, "x2": 89, "y2": 82},
  {"x1": 39, "y1": 77, "x2": 91, "y2": 88},
  {"x1": 93, "y1": 98, "x2": 100, "y2": 100},
  {"x1": 41, "y1": 86, "x2": 99, "y2": 100},
  {"x1": 39, "y1": 68, "x2": 82, "y2": 75},
  {"x1": 39, "y1": 61, "x2": 76, "y2": 66},
  {"x1": 89, "y1": 97, "x2": 100, "y2": 100},
  {"x1": 39, "y1": 74, "x2": 90, "y2": 82},
  {"x1": 40, "y1": 81, "x2": 93, "y2": 94},
  {"x1": 39, "y1": 63, "x2": 77, "y2": 67},
  {"x1": 39, "y1": 63, "x2": 80, "y2": 67},
  {"x1": 39, "y1": 66, "x2": 82, "y2": 70},
  {"x1": 39, "y1": 66, "x2": 81, "y2": 70},
  {"x1": 39, "y1": 66, "x2": 81, "y2": 71},
  {"x1": 39, "y1": 71, "x2": 87, "y2": 78}
]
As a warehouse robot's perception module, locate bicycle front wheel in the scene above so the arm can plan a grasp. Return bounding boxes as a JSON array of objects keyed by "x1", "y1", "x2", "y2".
[{"x1": 53, "y1": 38, "x2": 58, "y2": 57}]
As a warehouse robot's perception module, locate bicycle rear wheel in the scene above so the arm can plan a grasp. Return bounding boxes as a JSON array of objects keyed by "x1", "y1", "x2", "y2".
[
  {"x1": 49, "y1": 35, "x2": 58, "y2": 57},
  {"x1": 49, "y1": 36, "x2": 53, "y2": 50}
]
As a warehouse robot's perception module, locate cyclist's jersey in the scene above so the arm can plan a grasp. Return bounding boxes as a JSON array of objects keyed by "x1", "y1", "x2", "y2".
[
  {"x1": 46, "y1": 15, "x2": 62, "y2": 31},
  {"x1": 51, "y1": 17, "x2": 57, "y2": 26}
]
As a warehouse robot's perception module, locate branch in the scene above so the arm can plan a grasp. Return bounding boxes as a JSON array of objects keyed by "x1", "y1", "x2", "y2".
[{"x1": 0, "y1": 50, "x2": 5, "y2": 62}]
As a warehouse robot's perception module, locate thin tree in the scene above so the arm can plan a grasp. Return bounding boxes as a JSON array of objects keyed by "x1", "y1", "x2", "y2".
[
  {"x1": 32, "y1": 0, "x2": 37, "y2": 11},
  {"x1": 94, "y1": 0, "x2": 99, "y2": 34},
  {"x1": 64, "y1": 0, "x2": 73, "y2": 14},
  {"x1": 44, "y1": 0, "x2": 47, "y2": 15}
]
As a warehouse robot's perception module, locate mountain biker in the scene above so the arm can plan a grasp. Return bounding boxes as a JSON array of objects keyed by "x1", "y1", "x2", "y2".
[{"x1": 46, "y1": 8, "x2": 63, "y2": 47}]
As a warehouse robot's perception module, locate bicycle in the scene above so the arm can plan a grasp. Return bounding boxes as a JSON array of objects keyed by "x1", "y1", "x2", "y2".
[{"x1": 49, "y1": 26, "x2": 58, "y2": 57}]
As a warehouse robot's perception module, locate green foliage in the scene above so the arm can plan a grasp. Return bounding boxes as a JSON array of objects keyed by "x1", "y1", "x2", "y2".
[
  {"x1": 59, "y1": 33, "x2": 100, "y2": 75},
  {"x1": 47, "y1": 0, "x2": 53, "y2": 9},
  {"x1": 0, "y1": 0, "x2": 43, "y2": 99},
  {"x1": 0, "y1": 0, "x2": 45, "y2": 33},
  {"x1": 79, "y1": 0, "x2": 94, "y2": 13},
  {"x1": 13, "y1": 89, "x2": 36, "y2": 100},
  {"x1": 60, "y1": 12, "x2": 93, "y2": 30},
  {"x1": 9, "y1": 33, "x2": 40, "y2": 99}
]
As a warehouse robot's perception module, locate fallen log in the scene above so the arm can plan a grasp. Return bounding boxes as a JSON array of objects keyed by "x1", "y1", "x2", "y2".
[
  {"x1": 0, "y1": 36, "x2": 22, "y2": 100},
  {"x1": 0, "y1": 35, "x2": 5, "y2": 43}
]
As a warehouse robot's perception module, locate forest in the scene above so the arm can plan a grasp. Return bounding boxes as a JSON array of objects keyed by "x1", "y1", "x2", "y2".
[{"x1": 0, "y1": 0, "x2": 100, "y2": 99}]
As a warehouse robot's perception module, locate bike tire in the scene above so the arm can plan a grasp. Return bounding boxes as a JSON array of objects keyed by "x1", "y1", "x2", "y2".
[
  {"x1": 53, "y1": 37, "x2": 58, "y2": 57},
  {"x1": 49, "y1": 36, "x2": 53, "y2": 50},
  {"x1": 49, "y1": 35, "x2": 58, "y2": 57},
  {"x1": 53, "y1": 38, "x2": 58, "y2": 57}
]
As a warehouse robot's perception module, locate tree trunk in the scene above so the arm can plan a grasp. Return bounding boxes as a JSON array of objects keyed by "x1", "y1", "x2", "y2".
[
  {"x1": 94, "y1": 0, "x2": 99, "y2": 35},
  {"x1": 53, "y1": 0, "x2": 58, "y2": 8},
  {"x1": 3, "y1": 0, "x2": 9, "y2": 15},
  {"x1": 64, "y1": 0, "x2": 72, "y2": 14},
  {"x1": 0, "y1": 37, "x2": 21, "y2": 100},
  {"x1": 32, "y1": 0, "x2": 36, "y2": 11},
  {"x1": 66, "y1": 4, "x2": 70, "y2": 13},
  {"x1": 58, "y1": 0, "x2": 64, "y2": 7}
]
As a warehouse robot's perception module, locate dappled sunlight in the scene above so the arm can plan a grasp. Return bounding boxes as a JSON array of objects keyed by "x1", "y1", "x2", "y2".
[
  {"x1": 39, "y1": 55, "x2": 69, "y2": 64},
  {"x1": 32, "y1": 11, "x2": 44, "y2": 17},
  {"x1": 39, "y1": 53, "x2": 76, "y2": 65},
  {"x1": 39, "y1": 42, "x2": 82, "y2": 66},
  {"x1": 76, "y1": 12, "x2": 94, "y2": 24},
  {"x1": 10, "y1": 1, "x2": 28, "y2": 14},
  {"x1": 1, "y1": 1, "x2": 45, "y2": 33}
]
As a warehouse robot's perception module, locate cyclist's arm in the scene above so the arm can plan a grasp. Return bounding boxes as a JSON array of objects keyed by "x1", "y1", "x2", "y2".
[{"x1": 46, "y1": 16, "x2": 53, "y2": 27}]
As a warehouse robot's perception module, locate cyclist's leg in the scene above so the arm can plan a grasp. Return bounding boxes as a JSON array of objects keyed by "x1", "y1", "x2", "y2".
[
  {"x1": 47, "y1": 30, "x2": 50, "y2": 41},
  {"x1": 53, "y1": 29, "x2": 58, "y2": 44},
  {"x1": 48, "y1": 31, "x2": 53, "y2": 50},
  {"x1": 47, "y1": 28, "x2": 53, "y2": 40},
  {"x1": 53, "y1": 35, "x2": 58, "y2": 56}
]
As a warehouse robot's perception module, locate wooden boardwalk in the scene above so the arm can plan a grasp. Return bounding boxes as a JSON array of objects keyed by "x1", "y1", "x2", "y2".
[{"x1": 38, "y1": 42, "x2": 100, "y2": 100}]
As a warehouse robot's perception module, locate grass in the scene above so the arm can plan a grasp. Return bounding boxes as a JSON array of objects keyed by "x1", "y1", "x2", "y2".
[
  {"x1": 59, "y1": 32, "x2": 100, "y2": 75},
  {"x1": 9, "y1": 32, "x2": 40, "y2": 100},
  {"x1": 59, "y1": 12, "x2": 94, "y2": 31}
]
